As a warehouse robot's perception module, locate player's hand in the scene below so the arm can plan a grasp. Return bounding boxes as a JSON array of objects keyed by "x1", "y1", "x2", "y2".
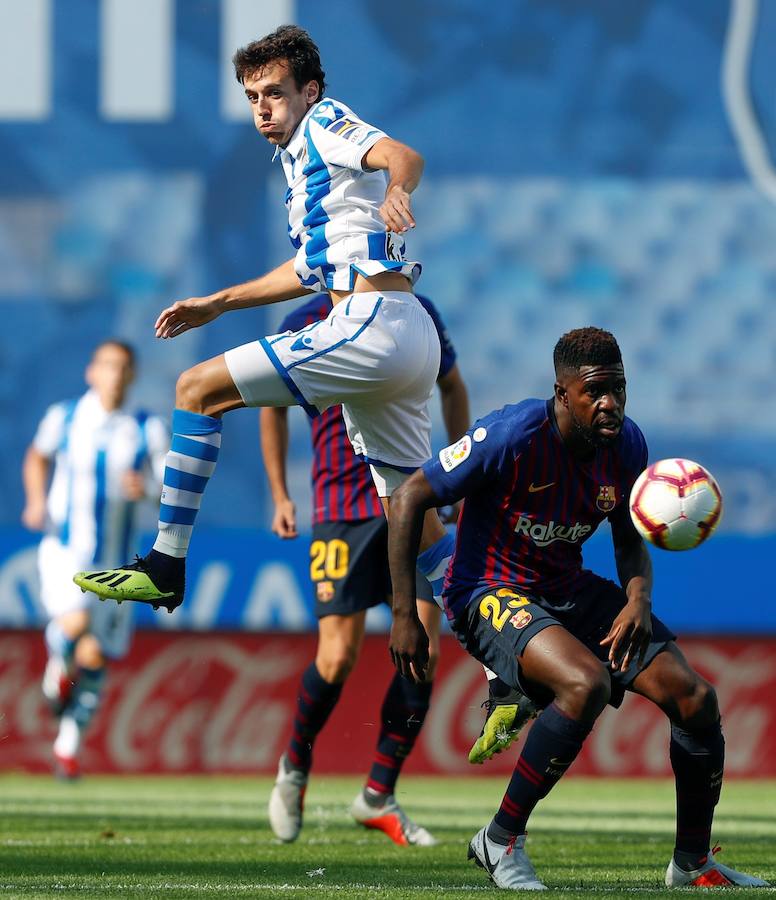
[
  {"x1": 389, "y1": 609, "x2": 430, "y2": 683},
  {"x1": 599, "y1": 598, "x2": 652, "y2": 674},
  {"x1": 21, "y1": 501, "x2": 47, "y2": 531},
  {"x1": 271, "y1": 499, "x2": 298, "y2": 539},
  {"x1": 155, "y1": 294, "x2": 225, "y2": 339},
  {"x1": 122, "y1": 470, "x2": 146, "y2": 501},
  {"x1": 380, "y1": 185, "x2": 415, "y2": 234}
]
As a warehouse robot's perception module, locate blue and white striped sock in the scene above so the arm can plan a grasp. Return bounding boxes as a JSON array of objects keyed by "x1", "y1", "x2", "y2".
[
  {"x1": 152, "y1": 409, "x2": 222, "y2": 559},
  {"x1": 417, "y1": 531, "x2": 456, "y2": 605}
]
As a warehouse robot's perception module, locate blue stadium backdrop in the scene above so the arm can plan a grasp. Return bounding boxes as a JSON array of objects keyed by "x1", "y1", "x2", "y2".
[{"x1": 1, "y1": 0, "x2": 774, "y2": 633}]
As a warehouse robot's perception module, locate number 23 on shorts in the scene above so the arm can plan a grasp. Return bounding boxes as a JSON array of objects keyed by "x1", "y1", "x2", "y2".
[
  {"x1": 310, "y1": 538, "x2": 350, "y2": 582},
  {"x1": 479, "y1": 588, "x2": 532, "y2": 632}
]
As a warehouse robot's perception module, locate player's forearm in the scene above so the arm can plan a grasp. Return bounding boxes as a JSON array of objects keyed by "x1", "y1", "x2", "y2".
[
  {"x1": 366, "y1": 138, "x2": 424, "y2": 194},
  {"x1": 259, "y1": 408, "x2": 291, "y2": 503},
  {"x1": 22, "y1": 448, "x2": 50, "y2": 508},
  {"x1": 215, "y1": 259, "x2": 313, "y2": 312},
  {"x1": 615, "y1": 540, "x2": 653, "y2": 605},
  {"x1": 388, "y1": 482, "x2": 432, "y2": 618},
  {"x1": 385, "y1": 145, "x2": 424, "y2": 195}
]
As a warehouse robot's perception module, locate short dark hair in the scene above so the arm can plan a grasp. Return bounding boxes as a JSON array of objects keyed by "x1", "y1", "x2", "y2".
[
  {"x1": 232, "y1": 25, "x2": 326, "y2": 99},
  {"x1": 93, "y1": 339, "x2": 135, "y2": 367},
  {"x1": 553, "y1": 327, "x2": 621, "y2": 376}
]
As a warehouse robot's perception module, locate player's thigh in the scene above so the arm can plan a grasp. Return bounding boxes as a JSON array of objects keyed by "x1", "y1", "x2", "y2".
[
  {"x1": 630, "y1": 641, "x2": 719, "y2": 725},
  {"x1": 38, "y1": 536, "x2": 92, "y2": 619},
  {"x1": 452, "y1": 586, "x2": 603, "y2": 696},
  {"x1": 177, "y1": 354, "x2": 248, "y2": 417},
  {"x1": 311, "y1": 519, "x2": 391, "y2": 618},
  {"x1": 567, "y1": 575, "x2": 675, "y2": 707},
  {"x1": 416, "y1": 593, "x2": 441, "y2": 678},
  {"x1": 222, "y1": 342, "x2": 297, "y2": 410}
]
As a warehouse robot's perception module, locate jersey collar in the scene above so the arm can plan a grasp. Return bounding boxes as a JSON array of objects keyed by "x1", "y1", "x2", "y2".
[{"x1": 274, "y1": 101, "x2": 320, "y2": 163}]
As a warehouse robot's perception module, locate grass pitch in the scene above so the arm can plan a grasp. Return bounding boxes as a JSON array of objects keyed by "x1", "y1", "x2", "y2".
[{"x1": 0, "y1": 775, "x2": 774, "y2": 898}]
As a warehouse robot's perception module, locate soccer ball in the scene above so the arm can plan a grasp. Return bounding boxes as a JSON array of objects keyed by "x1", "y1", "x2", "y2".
[{"x1": 629, "y1": 458, "x2": 723, "y2": 551}]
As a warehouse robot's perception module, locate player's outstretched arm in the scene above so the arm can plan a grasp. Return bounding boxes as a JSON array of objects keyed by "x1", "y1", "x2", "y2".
[
  {"x1": 155, "y1": 259, "x2": 314, "y2": 339},
  {"x1": 601, "y1": 503, "x2": 654, "y2": 673},
  {"x1": 21, "y1": 446, "x2": 50, "y2": 531},
  {"x1": 363, "y1": 137, "x2": 424, "y2": 234},
  {"x1": 387, "y1": 470, "x2": 439, "y2": 682},
  {"x1": 259, "y1": 406, "x2": 298, "y2": 539}
]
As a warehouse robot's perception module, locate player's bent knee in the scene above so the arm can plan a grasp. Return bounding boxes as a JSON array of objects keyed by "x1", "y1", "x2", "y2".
[
  {"x1": 678, "y1": 677, "x2": 720, "y2": 729},
  {"x1": 560, "y1": 664, "x2": 611, "y2": 719},
  {"x1": 316, "y1": 645, "x2": 359, "y2": 684},
  {"x1": 175, "y1": 367, "x2": 206, "y2": 413}
]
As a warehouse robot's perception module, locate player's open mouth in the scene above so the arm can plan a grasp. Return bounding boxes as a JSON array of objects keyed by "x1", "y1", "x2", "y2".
[{"x1": 596, "y1": 418, "x2": 621, "y2": 434}]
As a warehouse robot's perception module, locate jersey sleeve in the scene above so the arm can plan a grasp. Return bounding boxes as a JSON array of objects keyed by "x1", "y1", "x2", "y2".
[
  {"x1": 308, "y1": 102, "x2": 387, "y2": 171},
  {"x1": 423, "y1": 415, "x2": 514, "y2": 505},
  {"x1": 417, "y1": 295, "x2": 457, "y2": 378},
  {"x1": 32, "y1": 403, "x2": 68, "y2": 457},
  {"x1": 609, "y1": 419, "x2": 649, "y2": 522}
]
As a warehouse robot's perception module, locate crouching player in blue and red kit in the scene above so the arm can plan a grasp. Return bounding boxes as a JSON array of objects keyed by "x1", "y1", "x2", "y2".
[
  {"x1": 387, "y1": 328, "x2": 768, "y2": 890},
  {"x1": 260, "y1": 292, "x2": 469, "y2": 846}
]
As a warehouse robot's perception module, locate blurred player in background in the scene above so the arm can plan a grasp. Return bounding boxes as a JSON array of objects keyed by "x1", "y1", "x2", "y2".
[
  {"x1": 74, "y1": 25, "x2": 459, "y2": 632},
  {"x1": 387, "y1": 328, "x2": 768, "y2": 890},
  {"x1": 261, "y1": 292, "x2": 468, "y2": 846},
  {"x1": 22, "y1": 340, "x2": 167, "y2": 779}
]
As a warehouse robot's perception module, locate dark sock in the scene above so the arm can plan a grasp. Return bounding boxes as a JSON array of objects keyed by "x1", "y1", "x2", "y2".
[
  {"x1": 489, "y1": 676, "x2": 513, "y2": 699},
  {"x1": 286, "y1": 663, "x2": 342, "y2": 773},
  {"x1": 670, "y1": 719, "x2": 724, "y2": 862},
  {"x1": 366, "y1": 674, "x2": 432, "y2": 795},
  {"x1": 491, "y1": 702, "x2": 591, "y2": 837},
  {"x1": 147, "y1": 548, "x2": 185, "y2": 586}
]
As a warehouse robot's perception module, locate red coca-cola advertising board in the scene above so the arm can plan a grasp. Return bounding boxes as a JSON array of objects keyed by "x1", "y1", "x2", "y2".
[{"x1": 2, "y1": 631, "x2": 775, "y2": 776}]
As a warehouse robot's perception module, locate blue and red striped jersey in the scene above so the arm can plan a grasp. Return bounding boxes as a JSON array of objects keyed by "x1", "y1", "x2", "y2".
[
  {"x1": 422, "y1": 399, "x2": 648, "y2": 620},
  {"x1": 279, "y1": 293, "x2": 456, "y2": 524}
]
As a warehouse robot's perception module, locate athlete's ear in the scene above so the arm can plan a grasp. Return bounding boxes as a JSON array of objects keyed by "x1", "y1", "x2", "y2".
[
  {"x1": 305, "y1": 80, "x2": 320, "y2": 104},
  {"x1": 554, "y1": 381, "x2": 568, "y2": 408}
]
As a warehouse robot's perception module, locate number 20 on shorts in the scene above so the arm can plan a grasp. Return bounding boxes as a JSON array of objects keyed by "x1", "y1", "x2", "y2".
[
  {"x1": 310, "y1": 539, "x2": 350, "y2": 582},
  {"x1": 479, "y1": 588, "x2": 530, "y2": 632}
]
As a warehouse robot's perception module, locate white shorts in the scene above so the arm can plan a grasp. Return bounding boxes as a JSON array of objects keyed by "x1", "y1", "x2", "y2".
[
  {"x1": 38, "y1": 535, "x2": 133, "y2": 660},
  {"x1": 225, "y1": 291, "x2": 440, "y2": 486}
]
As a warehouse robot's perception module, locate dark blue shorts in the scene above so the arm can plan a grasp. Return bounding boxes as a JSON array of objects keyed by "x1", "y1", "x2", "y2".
[
  {"x1": 450, "y1": 574, "x2": 675, "y2": 708},
  {"x1": 312, "y1": 517, "x2": 433, "y2": 618}
]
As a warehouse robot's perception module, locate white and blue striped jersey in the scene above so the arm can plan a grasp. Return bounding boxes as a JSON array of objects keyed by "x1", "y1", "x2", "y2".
[
  {"x1": 275, "y1": 97, "x2": 421, "y2": 292},
  {"x1": 33, "y1": 390, "x2": 168, "y2": 566}
]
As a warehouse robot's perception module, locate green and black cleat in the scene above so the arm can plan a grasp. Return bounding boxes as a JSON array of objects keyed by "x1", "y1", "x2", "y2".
[
  {"x1": 468, "y1": 686, "x2": 539, "y2": 764},
  {"x1": 73, "y1": 555, "x2": 183, "y2": 613}
]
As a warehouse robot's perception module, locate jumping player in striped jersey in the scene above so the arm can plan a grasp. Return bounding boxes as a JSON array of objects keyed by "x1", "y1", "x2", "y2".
[
  {"x1": 386, "y1": 328, "x2": 768, "y2": 890},
  {"x1": 22, "y1": 341, "x2": 167, "y2": 779},
  {"x1": 73, "y1": 25, "x2": 458, "y2": 627},
  {"x1": 261, "y1": 292, "x2": 468, "y2": 846}
]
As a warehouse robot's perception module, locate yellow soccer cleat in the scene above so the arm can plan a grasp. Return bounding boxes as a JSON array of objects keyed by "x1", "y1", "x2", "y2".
[
  {"x1": 468, "y1": 687, "x2": 539, "y2": 764},
  {"x1": 73, "y1": 555, "x2": 183, "y2": 613}
]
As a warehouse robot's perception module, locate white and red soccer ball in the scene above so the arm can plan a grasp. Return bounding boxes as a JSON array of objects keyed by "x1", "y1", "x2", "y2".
[{"x1": 629, "y1": 458, "x2": 723, "y2": 551}]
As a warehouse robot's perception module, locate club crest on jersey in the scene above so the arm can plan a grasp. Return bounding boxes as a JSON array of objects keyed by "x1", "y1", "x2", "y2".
[
  {"x1": 317, "y1": 581, "x2": 335, "y2": 602},
  {"x1": 510, "y1": 609, "x2": 532, "y2": 629},
  {"x1": 596, "y1": 485, "x2": 617, "y2": 512},
  {"x1": 439, "y1": 435, "x2": 471, "y2": 472}
]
